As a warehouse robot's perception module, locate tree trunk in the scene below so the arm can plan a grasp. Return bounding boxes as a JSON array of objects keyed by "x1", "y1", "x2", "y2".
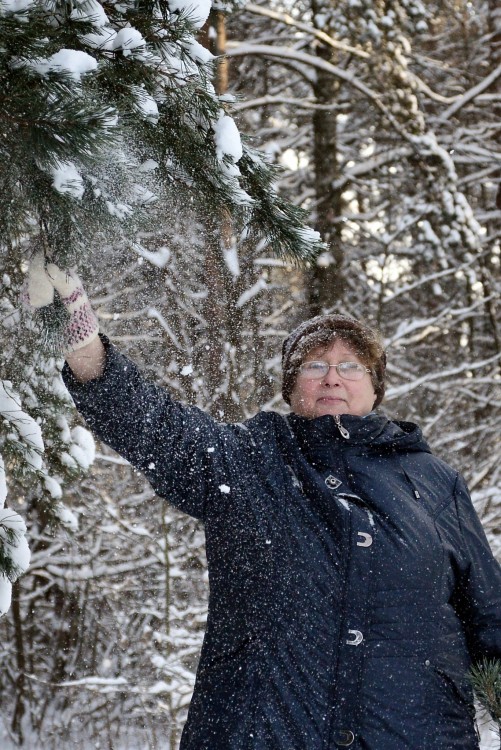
[{"x1": 308, "y1": 4, "x2": 344, "y2": 315}]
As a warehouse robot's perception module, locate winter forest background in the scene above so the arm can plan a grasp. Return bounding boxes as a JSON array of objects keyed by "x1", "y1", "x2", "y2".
[{"x1": 0, "y1": 0, "x2": 500, "y2": 746}]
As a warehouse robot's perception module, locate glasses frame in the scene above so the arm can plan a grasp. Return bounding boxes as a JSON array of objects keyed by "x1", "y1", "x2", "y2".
[{"x1": 298, "y1": 360, "x2": 372, "y2": 382}]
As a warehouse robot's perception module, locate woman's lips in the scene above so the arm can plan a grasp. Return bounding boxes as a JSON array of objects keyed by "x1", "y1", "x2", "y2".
[{"x1": 317, "y1": 396, "x2": 346, "y2": 403}]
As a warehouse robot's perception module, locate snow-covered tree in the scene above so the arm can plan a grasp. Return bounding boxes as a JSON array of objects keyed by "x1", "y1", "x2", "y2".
[
  {"x1": 225, "y1": 0, "x2": 500, "y2": 503},
  {"x1": 1, "y1": 0, "x2": 500, "y2": 747},
  {"x1": 0, "y1": 0, "x2": 328, "y2": 597}
]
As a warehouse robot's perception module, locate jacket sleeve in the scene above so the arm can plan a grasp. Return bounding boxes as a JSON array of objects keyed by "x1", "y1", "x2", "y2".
[
  {"x1": 451, "y1": 473, "x2": 501, "y2": 662},
  {"x1": 62, "y1": 336, "x2": 241, "y2": 521}
]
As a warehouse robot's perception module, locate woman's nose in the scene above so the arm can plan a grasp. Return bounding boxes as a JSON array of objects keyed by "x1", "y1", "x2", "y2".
[{"x1": 322, "y1": 365, "x2": 342, "y2": 386}]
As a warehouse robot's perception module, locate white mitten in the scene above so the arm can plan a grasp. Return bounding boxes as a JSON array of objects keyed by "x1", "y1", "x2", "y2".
[
  {"x1": 23, "y1": 254, "x2": 99, "y2": 353},
  {"x1": 22, "y1": 252, "x2": 55, "y2": 308}
]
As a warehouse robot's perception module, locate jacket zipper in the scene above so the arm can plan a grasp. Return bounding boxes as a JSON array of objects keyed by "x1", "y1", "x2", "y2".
[{"x1": 334, "y1": 414, "x2": 350, "y2": 439}]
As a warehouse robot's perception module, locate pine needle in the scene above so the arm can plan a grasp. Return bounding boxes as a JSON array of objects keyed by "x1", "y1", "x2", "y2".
[
  {"x1": 33, "y1": 296, "x2": 70, "y2": 356},
  {"x1": 468, "y1": 658, "x2": 501, "y2": 741}
]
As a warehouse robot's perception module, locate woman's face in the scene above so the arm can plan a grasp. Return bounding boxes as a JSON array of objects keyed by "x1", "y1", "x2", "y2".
[{"x1": 289, "y1": 340, "x2": 376, "y2": 418}]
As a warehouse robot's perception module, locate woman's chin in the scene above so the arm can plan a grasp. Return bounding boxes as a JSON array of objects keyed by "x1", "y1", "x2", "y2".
[{"x1": 314, "y1": 401, "x2": 349, "y2": 417}]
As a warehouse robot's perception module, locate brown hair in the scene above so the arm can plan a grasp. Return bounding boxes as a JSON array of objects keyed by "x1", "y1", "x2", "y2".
[{"x1": 281, "y1": 314, "x2": 386, "y2": 408}]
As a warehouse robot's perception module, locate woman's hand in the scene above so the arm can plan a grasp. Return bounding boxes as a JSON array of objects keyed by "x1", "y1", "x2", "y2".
[{"x1": 22, "y1": 254, "x2": 106, "y2": 382}]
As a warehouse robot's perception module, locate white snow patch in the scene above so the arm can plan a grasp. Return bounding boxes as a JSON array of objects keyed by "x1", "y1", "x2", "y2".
[
  {"x1": 186, "y1": 38, "x2": 214, "y2": 64},
  {"x1": 70, "y1": 426, "x2": 96, "y2": 469},
  {"x1": 112, "y1": 27, "x2": 146, "y2": 54},
  {"x1": 223, "y1": 244, "x2": 240, "y2": 278},
  {"x1": 33, "y1": 49, "x2": 98, "y2": 81},
  {"x1": 56, "y1": 415, "x2": 72, "y2": 443},
  {"x1": 61, "y1": 451, "x2": 78, "y2": 469},
  {"x1": 149, "y1": 680, "x2": 170, "y2": 694},
  {"x1": 236, "y1": 277, "x2": 267, "y2": 308},
  {"x1": 0, "y1": 576, "x2": 12, "y2": 617},
  {"x1": 0, "y1": 455, "x2": 6, "y2": 508},
  {"x1": 134, "y1": 243, "x2": 171, "y2": 268},
  {"x1": 214, "y1": 114, "x2": 242, "y2": 163},
  {"x1": 44, "y1": 475, "x2": 63, "y2": 499},
  {"x1": 0, "y1": 0, "x2": 33, "y2": 13},
  {"x1": 0, "y1": 508, "x2": 27, "y2": 536},
  {"x1": 70, "y1": 0, "x2": 109, "y2": 27},
  {"x1": 138, "y1": 159, "x2": 159, "y2": 173},
  {"x1": 0, "y1": 508, "x2": 31, "y2": 581},
  {"x1": 132, "y1": 87, "x2": 159, "y2": 122},
  {"x1": 168, "y1": 0, "x2": 211, "y2": 29},
  {"x1": 51, "y1": 161, "x2": 85, "y2": 200},
  {"x1": 0, "y1": 381, "x2": 43, "y2": 470},
  {"x1": 54, "y1": 502, "x2": 79, "y2": 532},
  {"x1": 81, "y1": 27, "x2": 116, "y2": 50}
]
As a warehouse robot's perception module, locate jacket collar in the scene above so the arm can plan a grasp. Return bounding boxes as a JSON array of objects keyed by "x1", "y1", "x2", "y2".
[{"x1": 287, "y1": 412, "x2": 430, "y2": 466}]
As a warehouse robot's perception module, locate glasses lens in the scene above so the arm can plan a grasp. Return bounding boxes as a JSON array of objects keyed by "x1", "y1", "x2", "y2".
[
  {"x1": 338, "y1": 362, "x2": 365, "y2": 380},
  {"x1": 299, "y1": 361, "x2": 329, "y2": 379}
]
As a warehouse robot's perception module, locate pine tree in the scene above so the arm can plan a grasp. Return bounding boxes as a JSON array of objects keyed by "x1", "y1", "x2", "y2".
[{"x1": 0, "y1": 0, "x2": 325, "y2": 605}]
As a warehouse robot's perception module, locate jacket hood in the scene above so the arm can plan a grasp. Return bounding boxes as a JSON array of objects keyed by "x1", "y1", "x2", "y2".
[{"x1": 287, "y1": 411, "x2": 432, "y2": 460}]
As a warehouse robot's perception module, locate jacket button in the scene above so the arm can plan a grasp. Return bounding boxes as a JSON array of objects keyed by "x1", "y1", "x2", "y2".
[
  {"x1": 346, "y1": 629, "x2": 363, "y2": 646},
  {"x1": 356, "y1": 532, "x2": 373, "y2": 547},
  {"x1": 334, "y1": 729, "x2": 355, "y2": 746},
  {"x1": 325, "y1": 474, "x2": 342, "y2": 490}
]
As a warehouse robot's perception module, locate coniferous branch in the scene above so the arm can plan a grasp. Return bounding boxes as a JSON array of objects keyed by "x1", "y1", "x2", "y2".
[
  {"x1": 240, "y1": 145, "x2": 325, "y2": 263},
  {"x1": 468, "y1": 658, "x2": 501, "y2": 743}
]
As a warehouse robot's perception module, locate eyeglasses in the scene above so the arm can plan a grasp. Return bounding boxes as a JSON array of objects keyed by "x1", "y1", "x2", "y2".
[{"x1": 298, "y1": 361, "x2": 371, "y2": 381}]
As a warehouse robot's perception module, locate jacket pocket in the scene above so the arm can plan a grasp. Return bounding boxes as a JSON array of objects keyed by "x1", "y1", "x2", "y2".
[{"x1": 431, "y1": 664, "x2": 476, "y2": 719}]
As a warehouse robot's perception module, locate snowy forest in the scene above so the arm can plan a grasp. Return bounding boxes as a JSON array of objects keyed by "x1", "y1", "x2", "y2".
[{"x1": 0, "y1": 0, "x2": 500, "y2": 746}]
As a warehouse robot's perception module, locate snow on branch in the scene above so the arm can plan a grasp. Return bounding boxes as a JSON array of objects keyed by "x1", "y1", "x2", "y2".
[
  {"x1": 386, "y1": 354, "x2": 501, "y2": 400},
  {"x1": 439, "y1": 62, "x2": 501, "y2": 122}
]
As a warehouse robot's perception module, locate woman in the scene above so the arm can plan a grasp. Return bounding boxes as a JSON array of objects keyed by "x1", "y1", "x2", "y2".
[{"x1": 25, "y1": 261, "x2": 501, "y2": 749}]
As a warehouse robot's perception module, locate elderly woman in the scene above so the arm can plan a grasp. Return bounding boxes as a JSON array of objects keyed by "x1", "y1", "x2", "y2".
[{"x1": 26, "y1": 263, "x2": 501, "y2": 750}]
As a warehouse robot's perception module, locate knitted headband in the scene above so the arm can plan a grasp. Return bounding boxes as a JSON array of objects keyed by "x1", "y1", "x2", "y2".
[{"x1": 281, "y1": 314, "x2": 387, "y2": 408}]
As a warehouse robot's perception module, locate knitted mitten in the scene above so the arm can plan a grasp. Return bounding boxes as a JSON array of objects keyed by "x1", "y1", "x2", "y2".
[{"x1": 23, "y1": 254, "x2": 99, "y2": 353}]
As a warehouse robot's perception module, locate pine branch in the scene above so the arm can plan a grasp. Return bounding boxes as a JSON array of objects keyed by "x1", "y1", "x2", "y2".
[
  {"x1": 240, "y1": 145, "x2": 326, "y2": 263},
  {"x1": 468, "y1": 658, "x2": 501, "y2": 740}
]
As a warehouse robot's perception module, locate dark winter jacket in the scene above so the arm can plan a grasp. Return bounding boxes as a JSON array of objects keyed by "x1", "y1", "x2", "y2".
[{"x1": 63, "y1": 340, "x2": 501, "y2": 750}]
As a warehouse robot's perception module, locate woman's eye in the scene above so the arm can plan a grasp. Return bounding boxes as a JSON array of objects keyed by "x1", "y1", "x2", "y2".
[
  {"x1": 301, "y1": 362, "x2": 326, "y2": 374},
  {"x1": 340, "y1": 362, "x2": 360, "y2": 371},
  {"x1": 306, "y1": 362, "x2": 326, "y2": 371}
]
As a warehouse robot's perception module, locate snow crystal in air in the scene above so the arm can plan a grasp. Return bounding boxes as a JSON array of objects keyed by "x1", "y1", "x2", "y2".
[
  {"x1": 219, "y1": 484, "x2": 230, "y2": 494},
  {"x1": 181, "y1": 365, "x2": 193, "y2": 376}
]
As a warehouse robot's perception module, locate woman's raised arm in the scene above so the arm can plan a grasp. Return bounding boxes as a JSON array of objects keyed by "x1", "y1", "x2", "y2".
[{"x1": 65, "y1": 336, "x2": 106, "y2": 382}]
